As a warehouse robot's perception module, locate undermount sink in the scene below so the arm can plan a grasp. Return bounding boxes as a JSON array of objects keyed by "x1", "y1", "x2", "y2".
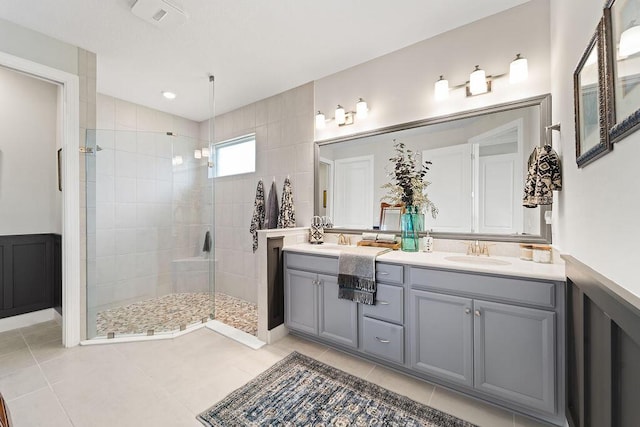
[{"x1": 444, "y1": 255, "x2": 511, "y2": 266}]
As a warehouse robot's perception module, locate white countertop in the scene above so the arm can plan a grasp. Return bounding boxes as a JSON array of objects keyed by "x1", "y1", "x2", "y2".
[{"x1": 284, "y1": 243, "x2": 566, "y2": 282}]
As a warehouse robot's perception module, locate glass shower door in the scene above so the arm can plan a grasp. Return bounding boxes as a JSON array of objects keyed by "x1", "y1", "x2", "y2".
[{"x1": 85, "y1": 129, "x2": 215, "y2": 339}]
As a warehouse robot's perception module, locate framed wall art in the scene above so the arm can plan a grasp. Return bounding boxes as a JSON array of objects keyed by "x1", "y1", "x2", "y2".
[
  {"x1": 604, "y1": 0, "x2": 640, "y2": 143},
  {"x1": 574, "y1": 17, "x2": 613, "y2": 167}
]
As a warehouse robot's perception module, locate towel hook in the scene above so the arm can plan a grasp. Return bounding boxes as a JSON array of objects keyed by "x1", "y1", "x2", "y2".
[{"x1": 544, "y1": 123, "x2": 561, "y2": 146}]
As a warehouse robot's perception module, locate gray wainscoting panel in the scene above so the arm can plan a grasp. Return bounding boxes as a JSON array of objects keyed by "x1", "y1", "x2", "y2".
[{"x1": 564, "y1": 255, "x2": 640, "y2": 427}]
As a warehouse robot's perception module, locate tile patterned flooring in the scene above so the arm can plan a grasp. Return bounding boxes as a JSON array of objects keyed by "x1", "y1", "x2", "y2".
[
  {"x1": 0, "y1": 321, "x2": 550, "y2": 427},
  {"x1": 96, "y1": 292, "x2": 258, "y2": 337}
]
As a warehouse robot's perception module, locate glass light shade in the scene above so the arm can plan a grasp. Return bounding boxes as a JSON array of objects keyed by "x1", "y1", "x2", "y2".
[
  {"x1": 469, "y1": 66, "x2": 488, "y2": 95},
  {"x1": 335, "y1": 105, "x2": 346, "y2": 125},
  {"x1": 356, "y1": 98, "x2": 368, "y2": 118},
  {"x1": 194, "y1": 149, "x2": 202, "y2": 159},
  {"x1": 201, "y1": 147, "x2": 210, "y2": 158},
  {"x1": 619, "y1": 25, "x2": 640, "y2": 57},
  {"x1": 434, "y1": 75, "x2": 449, "y2": 100},
  {"x1": 315, "y1": 111, "x2": 326, "y2": 129},
  {"x1": 172, "y1": 155, "x2": 183, "y2": 166},
  {"x1": 509, "y1": 54, "x2": 529, "y2": 84}
]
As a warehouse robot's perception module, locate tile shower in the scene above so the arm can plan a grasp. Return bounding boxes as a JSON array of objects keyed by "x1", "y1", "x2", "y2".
[{"x1": 85, "y1": 128, "x2": 257, "y2": 339}]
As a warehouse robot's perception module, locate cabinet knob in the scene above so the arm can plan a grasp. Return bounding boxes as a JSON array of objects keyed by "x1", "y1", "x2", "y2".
[
  {"x1": 375, "y1": 336, "x2": 390, "y2": 344},
  {"x1": 474, "y1": 310, "x2": 481, "y2": 317},
  {"x1": 465, "y1": 308, "x2": 471, "y2": 314}
]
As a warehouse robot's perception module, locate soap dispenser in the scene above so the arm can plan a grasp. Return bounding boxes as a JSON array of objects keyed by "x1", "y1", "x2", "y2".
[{"x1": 423, "y1": 230, "x2": 434, "y2": 253}]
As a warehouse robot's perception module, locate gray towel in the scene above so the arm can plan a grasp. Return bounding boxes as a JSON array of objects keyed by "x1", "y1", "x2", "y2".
[
  {"x1": 265, "y1": 180, "x2": 279, "y2": 229},
  {"x1": 338, "y1": 247, "x2": 391, "y2": 305}
]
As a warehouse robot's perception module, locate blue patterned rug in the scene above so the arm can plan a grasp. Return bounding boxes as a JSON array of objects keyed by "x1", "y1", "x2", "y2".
[{"x1": 197, "y1": 351, "x2": 477, "y2": 426}]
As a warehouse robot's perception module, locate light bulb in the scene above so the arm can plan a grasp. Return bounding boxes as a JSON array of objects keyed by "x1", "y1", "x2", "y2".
[
  {"x1": 335, "y1": 105, "x2": 346, "y2": 125},
  {"x1": 315, "y1": 111, "x2": 326, "y2": 129},
  {"x1": 162, "y1": 91, "x2": 176, "y2": 100},
  {"x1": 434, "y1": 75, "x2": 450, "y2": 100},
  {"x1": 469, "y1": 65, "x2": 488, "y2": 95},
  {"x1": 356, "y1": 98, "x2": 368, "y2": 119},
  {"x1": 509, "y1": 54, "x2": 529, "y2": 84}
]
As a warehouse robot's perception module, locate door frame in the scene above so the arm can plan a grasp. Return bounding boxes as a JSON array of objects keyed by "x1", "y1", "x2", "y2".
[
  {"x1": 0, "y1": 51, "x2": 81, "y2": 347},
  {"x1": 318, "y1": 157, "x2": 334, "y2": 220},
  {"x1": 333, "y1": 155, "x2": 374, "y2": 228}
]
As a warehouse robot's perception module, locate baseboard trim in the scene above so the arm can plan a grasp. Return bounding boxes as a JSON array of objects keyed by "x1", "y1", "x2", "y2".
[
  {"x1": 206, "y1": 320, "x2": 265, "y2": 349},
  {"x1": 0, "y1": 308, "x2": 58, "y2": 333}
]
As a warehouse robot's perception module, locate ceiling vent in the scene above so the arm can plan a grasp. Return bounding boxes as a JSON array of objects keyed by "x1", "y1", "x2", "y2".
[{"x1": 131, "y1": 0, "x2": 188, "y2": 29}]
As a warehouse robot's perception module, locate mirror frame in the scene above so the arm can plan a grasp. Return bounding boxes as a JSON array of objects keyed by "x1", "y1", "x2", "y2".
[{"x1": 314, "y1": 94, "x2": 553, "y2": 244}]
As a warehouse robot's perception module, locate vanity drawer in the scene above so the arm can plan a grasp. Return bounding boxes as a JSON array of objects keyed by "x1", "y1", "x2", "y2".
[
  {"x1": 376, "y1": 263, "x2": 403, "y2": 284},
  {"x1": 362, "y1": 317, "x2": 404, "y2": 364},
  {"x1": 362, "y1": 284, "x2": 404, "y2": 324},
  {"x1": 410, "y1": 267, "x2": 555, "y2": 309},
  {"x1": 285, "y1": 252, "x2": 337, "y2": 275}
]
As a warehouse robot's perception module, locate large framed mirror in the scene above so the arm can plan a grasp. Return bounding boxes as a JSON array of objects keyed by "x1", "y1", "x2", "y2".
[{"x1": 314, "y1": 94, "x2": 552, "y2": 243}]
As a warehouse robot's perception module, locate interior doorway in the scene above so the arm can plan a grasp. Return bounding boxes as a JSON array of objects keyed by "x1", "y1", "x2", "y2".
[{"x1": 0, "y1": 51, "x2": 81, "y2": 347}]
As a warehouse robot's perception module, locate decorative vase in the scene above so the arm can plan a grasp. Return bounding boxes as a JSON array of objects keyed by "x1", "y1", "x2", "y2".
[{"x1": 401, "y1": 206, "x2": 423, "y2": 252}]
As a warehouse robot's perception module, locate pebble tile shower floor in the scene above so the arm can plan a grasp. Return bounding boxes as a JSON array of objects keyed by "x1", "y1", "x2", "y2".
[{"x1": 96, "y1": 292, "x2": 258, "y2": 337}]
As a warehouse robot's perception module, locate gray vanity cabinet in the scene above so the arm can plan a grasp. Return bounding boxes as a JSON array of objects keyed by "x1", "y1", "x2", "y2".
[
  {"x1": 318, "y1": 274, "x2": 358, "y2": 348},
  {"x1": 410, "y1": 290, "x2": 474, "y2": 387},
  {"x1": 473, "y1": 299, "x2": 556, "y2": 413},
  {"x1": 284, "y1": 250, "x2": 565, "y2": 426},
  {"x1": 284, "y1": 269, "x2": 318, "y2": 335},
  {"x1": 285, "y1": 262, "x2": 358, "y2": 348}
]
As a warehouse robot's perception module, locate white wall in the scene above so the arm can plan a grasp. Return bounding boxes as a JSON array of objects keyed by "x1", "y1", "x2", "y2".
[
  {"x1": 0, "y1": 17, "x2": 78, "y2": 76},
  {"x1": 0, "y1": 66, "x2": 61, "y2": 235},
  {"x1": 315, "y1": 0, "x2": 551, "y2": 141},
  {"x1": 551, "y1": 0, "x2": 640, "y2": 297}
]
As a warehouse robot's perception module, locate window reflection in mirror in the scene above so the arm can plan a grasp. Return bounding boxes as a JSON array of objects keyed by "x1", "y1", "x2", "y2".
[{"x1": 316, "y1": 96, "x2": 551, "y2": 241}]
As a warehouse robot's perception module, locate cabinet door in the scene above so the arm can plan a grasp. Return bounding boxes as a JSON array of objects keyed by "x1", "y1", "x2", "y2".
[
  {"x1": 410, "y1": 289, "x2": 473, "y2": 387},
  {"x1": 318, "y1": 274, "x2": 358, "y2": 348},
  {"x1": 285, "y1": 269, "x2": 318, "y2": 335},
  {"x1": 473, "y1": 300, "x2": 555, "y2": 413}
]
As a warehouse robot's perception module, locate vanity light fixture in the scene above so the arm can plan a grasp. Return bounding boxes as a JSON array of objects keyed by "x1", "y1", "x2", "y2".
[
  {"x1": 335, "y1": 105, "x2": 347, "y2": 125},
  {"x1": 355, "y1": 98, "x2": 368, "y2": 119},
  {"x1": 315, "y1": 111, "x2": 326, "y2": 129},
  {"x1": 162, "y1": 91, "x2": 176, "y2": 100},
  {"x1": 619, "y1": 21, "x2": 640, "y2": 58},
  {"x1": 469, "y1": 65, "x2": 488, "y2": 95},
  {"x1": 316, "y1": 99, "x2": 369, "y2": 129},
  {"x1": 509, "y1": 54, "x2": 529, "y2": 83},
  {"x1": 434, "y1": 53, "x2": 529, "y2": 100},
  {"x1": 434, "y1": 75, "x2": 450, "y2": 100}
]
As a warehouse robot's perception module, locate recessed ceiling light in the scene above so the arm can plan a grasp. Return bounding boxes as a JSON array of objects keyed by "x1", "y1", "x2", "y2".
[{"x1": 162, "y1": 91, "x2": 176, "y2": 100}]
